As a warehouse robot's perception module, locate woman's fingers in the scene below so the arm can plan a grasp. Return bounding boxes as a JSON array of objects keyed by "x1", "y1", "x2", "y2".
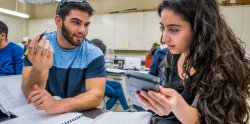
[
  {"x1": 140, "y1": 91, "x2": 169, "y2": 116},
  {"x1": 148, "y1": 90, "x2": 171, "y2": 115}
]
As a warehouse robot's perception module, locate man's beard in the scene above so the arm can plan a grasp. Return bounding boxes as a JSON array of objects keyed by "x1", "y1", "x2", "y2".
[{"x1": 61, "y1": 22, "x2": 84, "y2": 47}]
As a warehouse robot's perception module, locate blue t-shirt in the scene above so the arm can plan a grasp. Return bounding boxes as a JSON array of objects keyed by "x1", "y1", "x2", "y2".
[
  {"x1": 23, "y1": 32, "x2": 106, "y2": 98},
  {"x1": 0, "y1": 42, "x2": 23, "y2": 76}
]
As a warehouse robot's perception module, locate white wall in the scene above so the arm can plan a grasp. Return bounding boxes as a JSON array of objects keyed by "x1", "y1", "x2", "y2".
[
  {"x1": 27, "y1": 18, "x2": 56, "y2": 38},
  {"x1": 26, "y1": 5, "x2": 250, "y2": 51},
  {"x1": 220, "y1": 5, "x2": 250, "y2": 51},
  {"x1": 0, "y1": 14, "x2": 26, "y2": 42},
  {"x1": 27, "y1": 11, "x2": 161, "y2": 50}
]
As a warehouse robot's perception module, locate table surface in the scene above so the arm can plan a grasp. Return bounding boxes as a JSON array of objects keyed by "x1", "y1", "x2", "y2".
[{"x1": 0, "y1": 108, "x2": 107, "y2": 122}]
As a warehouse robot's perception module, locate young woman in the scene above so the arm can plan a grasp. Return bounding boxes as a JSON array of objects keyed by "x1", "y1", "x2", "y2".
[{"x1": 136, "y1": 0, "x2": 250, "y2": 123}]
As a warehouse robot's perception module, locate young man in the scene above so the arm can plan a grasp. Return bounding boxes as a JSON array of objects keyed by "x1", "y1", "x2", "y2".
[
  {"x1": 0, "y1": 21, "x2": 23, "y2": 76},
  {"x1": 22, "y1": 0, "x2": 106, "y2": 114}
]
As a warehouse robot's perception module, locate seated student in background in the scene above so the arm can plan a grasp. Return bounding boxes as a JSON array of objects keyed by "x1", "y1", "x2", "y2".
[
  {"x1": 0, "y1": 21, "x2": 23, "y2": 76},
  {"x1": 91, "y1": 39, "x2": 132, "y2": 112},
  {"x1": 136, "y1": 0, "x2": 250, "y2": 123},
  {"x1": 145, "y1": 42, "x2": 160, "y2": 68},
  {"x1": 149, "y1": 35, "x2": 168, "y2": 79},
  {"x1": 22, "y1": 0, "x2": 106, "y2": 114}
]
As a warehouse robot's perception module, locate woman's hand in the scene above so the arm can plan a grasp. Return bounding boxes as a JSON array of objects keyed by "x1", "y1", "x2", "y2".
[{"x1": 136, "y1": 86, "x2": 183, "y2": 116}]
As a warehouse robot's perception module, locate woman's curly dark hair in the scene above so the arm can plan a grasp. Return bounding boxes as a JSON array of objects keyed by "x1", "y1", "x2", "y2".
[{"x1": 158, "y1": 0, "x2": 250, "y2": 123}]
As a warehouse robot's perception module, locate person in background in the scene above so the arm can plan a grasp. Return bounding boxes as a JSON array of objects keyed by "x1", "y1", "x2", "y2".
[
  {"x1": 149, "y1": 35, "x2": 168, "y2": 78},
  {"x1": 0, "y1": 20, "x2": 23, "y2": 76},
  {"x1": 91, "y1": 39, "x2": 132, "y2": 112},
  {"x1": 17, "y1": 37, "x2": 29, "y2": 49},
  {"x1": 22, "y1": 0, "x2": 106, "y2": 114},
  {"x1": 136, "y1": 0, "x2": 250, "y2": 123},
  {"x1": 145, "y1": 42, "x2": 160, "y2": 68}
]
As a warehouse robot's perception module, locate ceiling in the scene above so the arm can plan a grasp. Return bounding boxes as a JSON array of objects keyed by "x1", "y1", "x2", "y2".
[
  {"x1": 18, "y1": 0, "x2": 59, "y2": 4},
  {"x1": 18, "y1": 0, "x2": 92, "y2": 4}
]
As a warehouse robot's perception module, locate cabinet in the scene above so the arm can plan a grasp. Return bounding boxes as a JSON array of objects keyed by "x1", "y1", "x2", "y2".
[
  {"x1": 143, "y1": 12, "x2": 162, "y2": 50},
  {"x1": 220, "y1": 6, "x2": 244, "y2": 40},
  {"x1": 220, "y1": 5, "x2": 250, "y2": 51},
  {"x1": 88, "y1": 12, "x2": 160, "y2": 50},
  {"x1": 26, "y1": 7, "x2": 250, "y2": 51},
  {"x1": 114, "y1": 13, "x2": 144, "y2": 50},
  {"x1": 241, "y1": 6, "x2": 250, "y2": 51}
]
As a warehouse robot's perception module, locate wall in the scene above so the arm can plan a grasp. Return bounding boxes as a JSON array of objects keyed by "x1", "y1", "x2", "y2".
[
  {"x1": 220, "y1": 5, "x2": 250, "y2": 51},
  {"x1": 0, "y1": 0, "x2": 34, "y2": 18},
  {"x1": 0, "y1": 13, "x2": 26, "y2": 42},
  {"x1": 0, "y1": 0, "x2": 33, "y2": 42},
  {"x1": 32, "y1": 0, "x2": 161, "y2": 19}
]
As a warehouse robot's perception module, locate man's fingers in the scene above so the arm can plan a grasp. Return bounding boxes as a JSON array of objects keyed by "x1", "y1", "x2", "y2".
[
  {"x1": 34, "y1": 84, "x2": 40, "y2": 90},
  {"x1": 27, "y1": 38, "x2": 32, "y2": 46},
  {"x1": 28, "y1": 36, "x2": 40, "y2": 55},
  {"x1": 33, "y1": 97, "x2": 44, "y2": 107},
  {"x1": 35, "y1": 36, "x2": 46, "y2": 56},
  {"x1": 42, "y1": 40, "x2": 50, "y2": 58},
  {"x1": 28, "y1": 90, "x2": 41, "y2": 101},
  {"x1": 36, "y1": 104, "x2": 44, "y2": 110}
]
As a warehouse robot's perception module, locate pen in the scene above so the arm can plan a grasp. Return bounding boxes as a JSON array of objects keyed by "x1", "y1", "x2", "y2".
[
  {"x1": 24, "y1": 31, "x2": 47, "y2": 57},
  {"x1": 0, "y1": 104, "x2": 10, "y2": 116}
]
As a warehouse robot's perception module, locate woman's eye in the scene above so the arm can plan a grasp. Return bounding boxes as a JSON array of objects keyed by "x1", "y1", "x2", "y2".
[
  {"x1": 160, "y1": 26, "x2": 165, "y2": 32},
  {"x1": 169, "y1": 28, "x2": 179, "y2": 33}
]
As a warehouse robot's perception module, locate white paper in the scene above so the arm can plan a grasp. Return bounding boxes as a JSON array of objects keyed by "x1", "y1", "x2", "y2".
[
  {"x1": 92, "y1": 111, "x2": 152, "y2": 124},
  {"x1": 2, "y1": 111, "x2": 90, "y2": 124},
  {"x1": 0, "y1": 75, "x2": 94, "y2": 124},
  {"x1": 0, "y1": 75, "x2": 27, "y2": 115},
  {"x1": 8, "y1": 103, "x2": 36, "y2": 117}
]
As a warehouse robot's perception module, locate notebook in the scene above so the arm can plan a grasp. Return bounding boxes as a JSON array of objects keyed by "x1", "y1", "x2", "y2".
[{"x1": 0, "y1": 75, "x2": 94, "y2": 124}]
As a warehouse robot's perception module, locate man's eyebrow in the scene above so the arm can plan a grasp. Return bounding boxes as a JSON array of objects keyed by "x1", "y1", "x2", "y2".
[{"x1": 71, "y1": 18, "x2": 82, "y2": 22}]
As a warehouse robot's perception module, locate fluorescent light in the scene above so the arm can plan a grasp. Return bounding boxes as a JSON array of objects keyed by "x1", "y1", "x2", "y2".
[
  {"x1": 56, "y1": 0, "x2": 61, "y2": 1},
  {"x1": 0, "y1": 8, "x2": 29, "y2": 18}
]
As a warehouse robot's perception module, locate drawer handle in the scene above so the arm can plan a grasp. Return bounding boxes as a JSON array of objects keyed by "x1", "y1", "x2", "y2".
[{"x1": 113, "y1": 77, "x2": 122, "y2": 80}]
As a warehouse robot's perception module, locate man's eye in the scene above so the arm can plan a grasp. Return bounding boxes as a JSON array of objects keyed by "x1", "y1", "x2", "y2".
[
  {"x1": 73, "y1": 21, "x2": 80, "y2": 25},
  {"x1": 85, "y1": 23, "x2": 90, "y2": 27}
]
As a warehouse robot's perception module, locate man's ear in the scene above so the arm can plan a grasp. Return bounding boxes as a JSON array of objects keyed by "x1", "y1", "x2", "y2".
[
  {"x1": 0, "y1": 33, "x2": 6, "y2": 39},
  {"x1": 55, "y1": 15, "x2": 62, "y2": 28}
]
